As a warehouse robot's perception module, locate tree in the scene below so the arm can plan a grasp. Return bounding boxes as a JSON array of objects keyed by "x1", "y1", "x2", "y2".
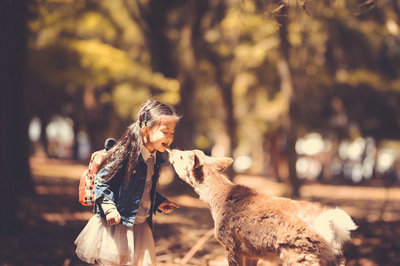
[
  {"x1": 276, "y1": 2, "x2": 301, "y2": 196},
  {"x1": 0, "y1": 0, "x2": 34, "y2": 234},
  {"x1": 25, "y1": 0, "x2": 400, "y2": 192},
  {"x1": 27, "y1": 0, "x2": 181, "y2": 155},
  {"x1": 126, "y1": 0, "x2": 207, "y2": 150}
]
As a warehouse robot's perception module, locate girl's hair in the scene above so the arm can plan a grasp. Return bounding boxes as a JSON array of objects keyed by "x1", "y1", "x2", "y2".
[{"x1": 103, "y1": 98, "x2": 180, "y2": 183}]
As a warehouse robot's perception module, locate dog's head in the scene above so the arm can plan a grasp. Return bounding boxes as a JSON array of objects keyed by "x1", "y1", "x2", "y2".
[{"x1": 168, "y1": 149, "x2": 233, "y2": 187}]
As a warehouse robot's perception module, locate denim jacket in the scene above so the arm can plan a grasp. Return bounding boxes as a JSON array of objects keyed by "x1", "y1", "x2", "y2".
[{"x1": 94, "y1": 152, "x2": 167, "y2": 227}]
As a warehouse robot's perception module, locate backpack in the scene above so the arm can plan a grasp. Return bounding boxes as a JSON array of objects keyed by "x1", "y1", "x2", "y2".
[{"x1": 79, "y1": 138, "x2": 116, "y2": 206}]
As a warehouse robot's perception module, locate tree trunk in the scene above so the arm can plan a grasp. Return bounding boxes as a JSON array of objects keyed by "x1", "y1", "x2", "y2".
[
  {"x1": 39, "y1": 113, "x2": 50, "y2": 156},
  {"x1": 264, "y1": 131, "x2": 282, "y2": 182},
  {"x1": 136, "y1": 0, "x2": 209, "y2": 150},
  {"x1": 72, "y1": 119, "x2": 80, "y2": 160},
  {"x1": 276, "y1": 3, "x2": 300, "y2": 197},
  {"x1": 83, "y1": 87, "x2": 109, "y2": 152},
  {"x1": 199, "y1": 1, "x2": 237, "y2": 173},
  {"x1": 0, "y1": 0, "x2": 34, "y2": 235},
  {"x1": 286, "y1": 114, "x2": 300, "y2": 197},
  {"x1": 175, "y1": 20, "x2": 198, "y2": 150}
]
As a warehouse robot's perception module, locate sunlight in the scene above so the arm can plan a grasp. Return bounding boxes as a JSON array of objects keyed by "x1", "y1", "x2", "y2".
[
  {"x1": 46, "y1": 115, "x2": 74, "y2": 158},
  {"x1": 233, "y1": 156, "x2": 252, "y2": 173},
  {"x1": 376, "y1": 149, "x2": 395, "y2": 173},
  {"x1": 46, "y1": 115, "x2": 74, "y2": 142},
  {"x1": 29, "y1": 116, "x2": 41, "y2": 142},
  {"x1": 296, "y1": 157, "x2": 321, "y2": 180},
  {"x1": 295, "y1": 132, "x2": 326, "y2": 156},
  {"x1": 347, "y1": 138, "x2": 366, "y2": 161}
]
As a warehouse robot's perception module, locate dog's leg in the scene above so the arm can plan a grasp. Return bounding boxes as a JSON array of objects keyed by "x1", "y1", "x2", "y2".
[
  {"x1": 243, "y1": 257, "x2": 258, "y2": 266},
  {"x1": 227, "y1": 253, "x2": 259, "y2": 266},
  {"x1": 280, "y1": 249, "x2": 320, "y2": 266},
  {"x1": 226, "y1": 251, "x2": 242, "y2": 266}
]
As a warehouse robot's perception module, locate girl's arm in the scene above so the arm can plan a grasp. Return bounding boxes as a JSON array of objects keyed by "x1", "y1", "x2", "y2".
[
  {"x1": 95, "y1": 167, "x2": 121, "y2": 225},
  {"x1": 94, "y1": 167, "x2": 116, "y2": 203},
  {"x1": 100, "y1": 196, "x2": 117, "y2": 215},
  {"x1": 101, "y1": 197, "x2": 121, "y2": 225}
]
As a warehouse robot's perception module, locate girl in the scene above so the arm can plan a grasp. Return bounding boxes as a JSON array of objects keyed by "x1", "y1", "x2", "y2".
[{"x1": 75, "y1": 99, "x2": 180, "y2": 266}]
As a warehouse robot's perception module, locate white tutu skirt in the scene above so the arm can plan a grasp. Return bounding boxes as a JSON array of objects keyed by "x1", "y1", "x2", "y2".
[{"x1": 74, "y1": 215, "x2": 156, "y2": 266}]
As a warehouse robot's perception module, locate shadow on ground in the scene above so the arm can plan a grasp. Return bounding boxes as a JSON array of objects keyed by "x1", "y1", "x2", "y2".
[{"x1": 1, "y1": 157, "x2": 400, "y2": 265}]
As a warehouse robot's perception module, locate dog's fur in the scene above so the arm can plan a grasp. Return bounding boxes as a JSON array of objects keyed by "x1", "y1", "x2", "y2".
[{"x1": 169, "y1": 149, "x2": 357, "y2": 266}]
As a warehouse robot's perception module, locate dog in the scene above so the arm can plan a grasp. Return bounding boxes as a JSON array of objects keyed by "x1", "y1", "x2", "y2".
[{"x1": 168, "y1": 149, "x2": 357, "y2": 266}]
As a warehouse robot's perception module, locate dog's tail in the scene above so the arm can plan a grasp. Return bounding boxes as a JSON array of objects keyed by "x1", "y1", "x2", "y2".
[{"x1": 314, "y1": 208, "x2": 357, "y2": 255}]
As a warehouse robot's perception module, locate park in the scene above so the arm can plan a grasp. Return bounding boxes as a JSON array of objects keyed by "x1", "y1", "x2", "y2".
[{"x1": 1, "y1": 0, "x2": 400, "y2": 265}]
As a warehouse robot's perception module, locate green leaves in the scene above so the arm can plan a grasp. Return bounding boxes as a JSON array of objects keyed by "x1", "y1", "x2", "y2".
[{"x1": 28, "y1": 0, "x2": 180, "y2": 124}]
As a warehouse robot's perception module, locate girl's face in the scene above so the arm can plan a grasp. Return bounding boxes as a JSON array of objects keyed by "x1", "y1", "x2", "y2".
[{"x1": 143, "y1": 116, "x2": 177, "y2": 153}]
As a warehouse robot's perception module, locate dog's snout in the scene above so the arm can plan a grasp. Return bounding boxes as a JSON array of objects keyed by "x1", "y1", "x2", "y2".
[
  {"x1": 168, "y1": 149, "x2": 177, "y2": 164},
  {"x1": 170, "y1": 149, "x2": 178, "y2": 158},
  {"x1": 168, "y1": 154, "x2": 173, "y2": 164}
]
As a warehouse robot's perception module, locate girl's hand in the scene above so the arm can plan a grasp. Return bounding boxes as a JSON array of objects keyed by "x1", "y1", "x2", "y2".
[
  {"x1": 158, "y1": 201, "x2": 180, "y2": 213},
  {"x1": 106, "y1": 209, "x2": 121, "y2": 225}
]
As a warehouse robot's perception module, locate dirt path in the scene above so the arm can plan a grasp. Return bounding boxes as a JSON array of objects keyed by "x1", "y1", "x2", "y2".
[
  {"x1": 1, "y1": 156, "x2": 399, "y2": 265},
  {"x1": 155, "y1": 175, "x2": 400, "y2": 266}
]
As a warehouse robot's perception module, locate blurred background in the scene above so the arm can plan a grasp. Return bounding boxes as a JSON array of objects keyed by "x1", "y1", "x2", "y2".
[{"x1": 1, "y1": 0, "x2": 400, "y2": 265}]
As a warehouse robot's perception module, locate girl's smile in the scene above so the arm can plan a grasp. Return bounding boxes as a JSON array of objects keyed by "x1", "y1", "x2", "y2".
[{"x1": 142, "y1": 116, "x2": 177, "y2": 153}]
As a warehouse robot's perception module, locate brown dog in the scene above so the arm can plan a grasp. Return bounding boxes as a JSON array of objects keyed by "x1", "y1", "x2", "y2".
[{"x1": 169, "y1": 149, "x2": 357, "y2": 266}]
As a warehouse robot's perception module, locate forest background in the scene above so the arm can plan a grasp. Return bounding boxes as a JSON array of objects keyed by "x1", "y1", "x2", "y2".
[{"x1": 1, "y1": 0, "x2": 400, "y2": 265}]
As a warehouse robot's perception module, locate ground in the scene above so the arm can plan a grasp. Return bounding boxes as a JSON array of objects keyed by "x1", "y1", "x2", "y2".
[{"x1": 1, "y1": 155, "x2": 399, "y2": 266}]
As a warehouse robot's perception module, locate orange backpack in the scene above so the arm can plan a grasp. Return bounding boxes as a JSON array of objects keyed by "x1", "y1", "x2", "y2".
[{"x1": 79, "y1": 149, "x2": 108, "y2": 206}]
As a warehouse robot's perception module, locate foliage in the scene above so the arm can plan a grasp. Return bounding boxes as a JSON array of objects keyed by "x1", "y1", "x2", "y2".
[
  {"x1": 27, "y1": 0, "x2": 180, "y2": 149},
  {"x1": 26, "y1": 0, "x2": 400, "y2": 170}
]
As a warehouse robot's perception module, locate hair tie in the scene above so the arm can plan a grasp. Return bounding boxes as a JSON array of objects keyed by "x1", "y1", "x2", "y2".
[{"x1": 139, "y1": 111, "x2": 147, "y2": 124}]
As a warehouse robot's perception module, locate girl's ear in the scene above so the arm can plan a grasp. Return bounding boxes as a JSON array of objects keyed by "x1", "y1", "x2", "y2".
[
  {"x1": 141, "y1": 126, "x2": 148, "y2": 137},
  {"x1": 212, "y1": 157, "x2": 233, "y2": 172}
]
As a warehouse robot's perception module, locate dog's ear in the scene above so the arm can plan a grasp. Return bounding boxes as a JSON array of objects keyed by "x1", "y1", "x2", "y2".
[
  {"x1": 193, "y1": 150, "x2": 205, "y2": 169},
  {"x1": 212, "y1": 157, "x2": 233, "y2": 172}
]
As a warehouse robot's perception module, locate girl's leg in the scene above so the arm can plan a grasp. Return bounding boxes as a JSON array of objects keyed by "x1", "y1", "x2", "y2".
[{"x1": 133, "y1": 222, "x2": 157, "y2": 266}]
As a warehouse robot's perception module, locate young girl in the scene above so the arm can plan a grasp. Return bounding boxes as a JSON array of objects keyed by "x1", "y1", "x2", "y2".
[{"x1": 75, "y1": 99, "x2": 180, "y2": 266}]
